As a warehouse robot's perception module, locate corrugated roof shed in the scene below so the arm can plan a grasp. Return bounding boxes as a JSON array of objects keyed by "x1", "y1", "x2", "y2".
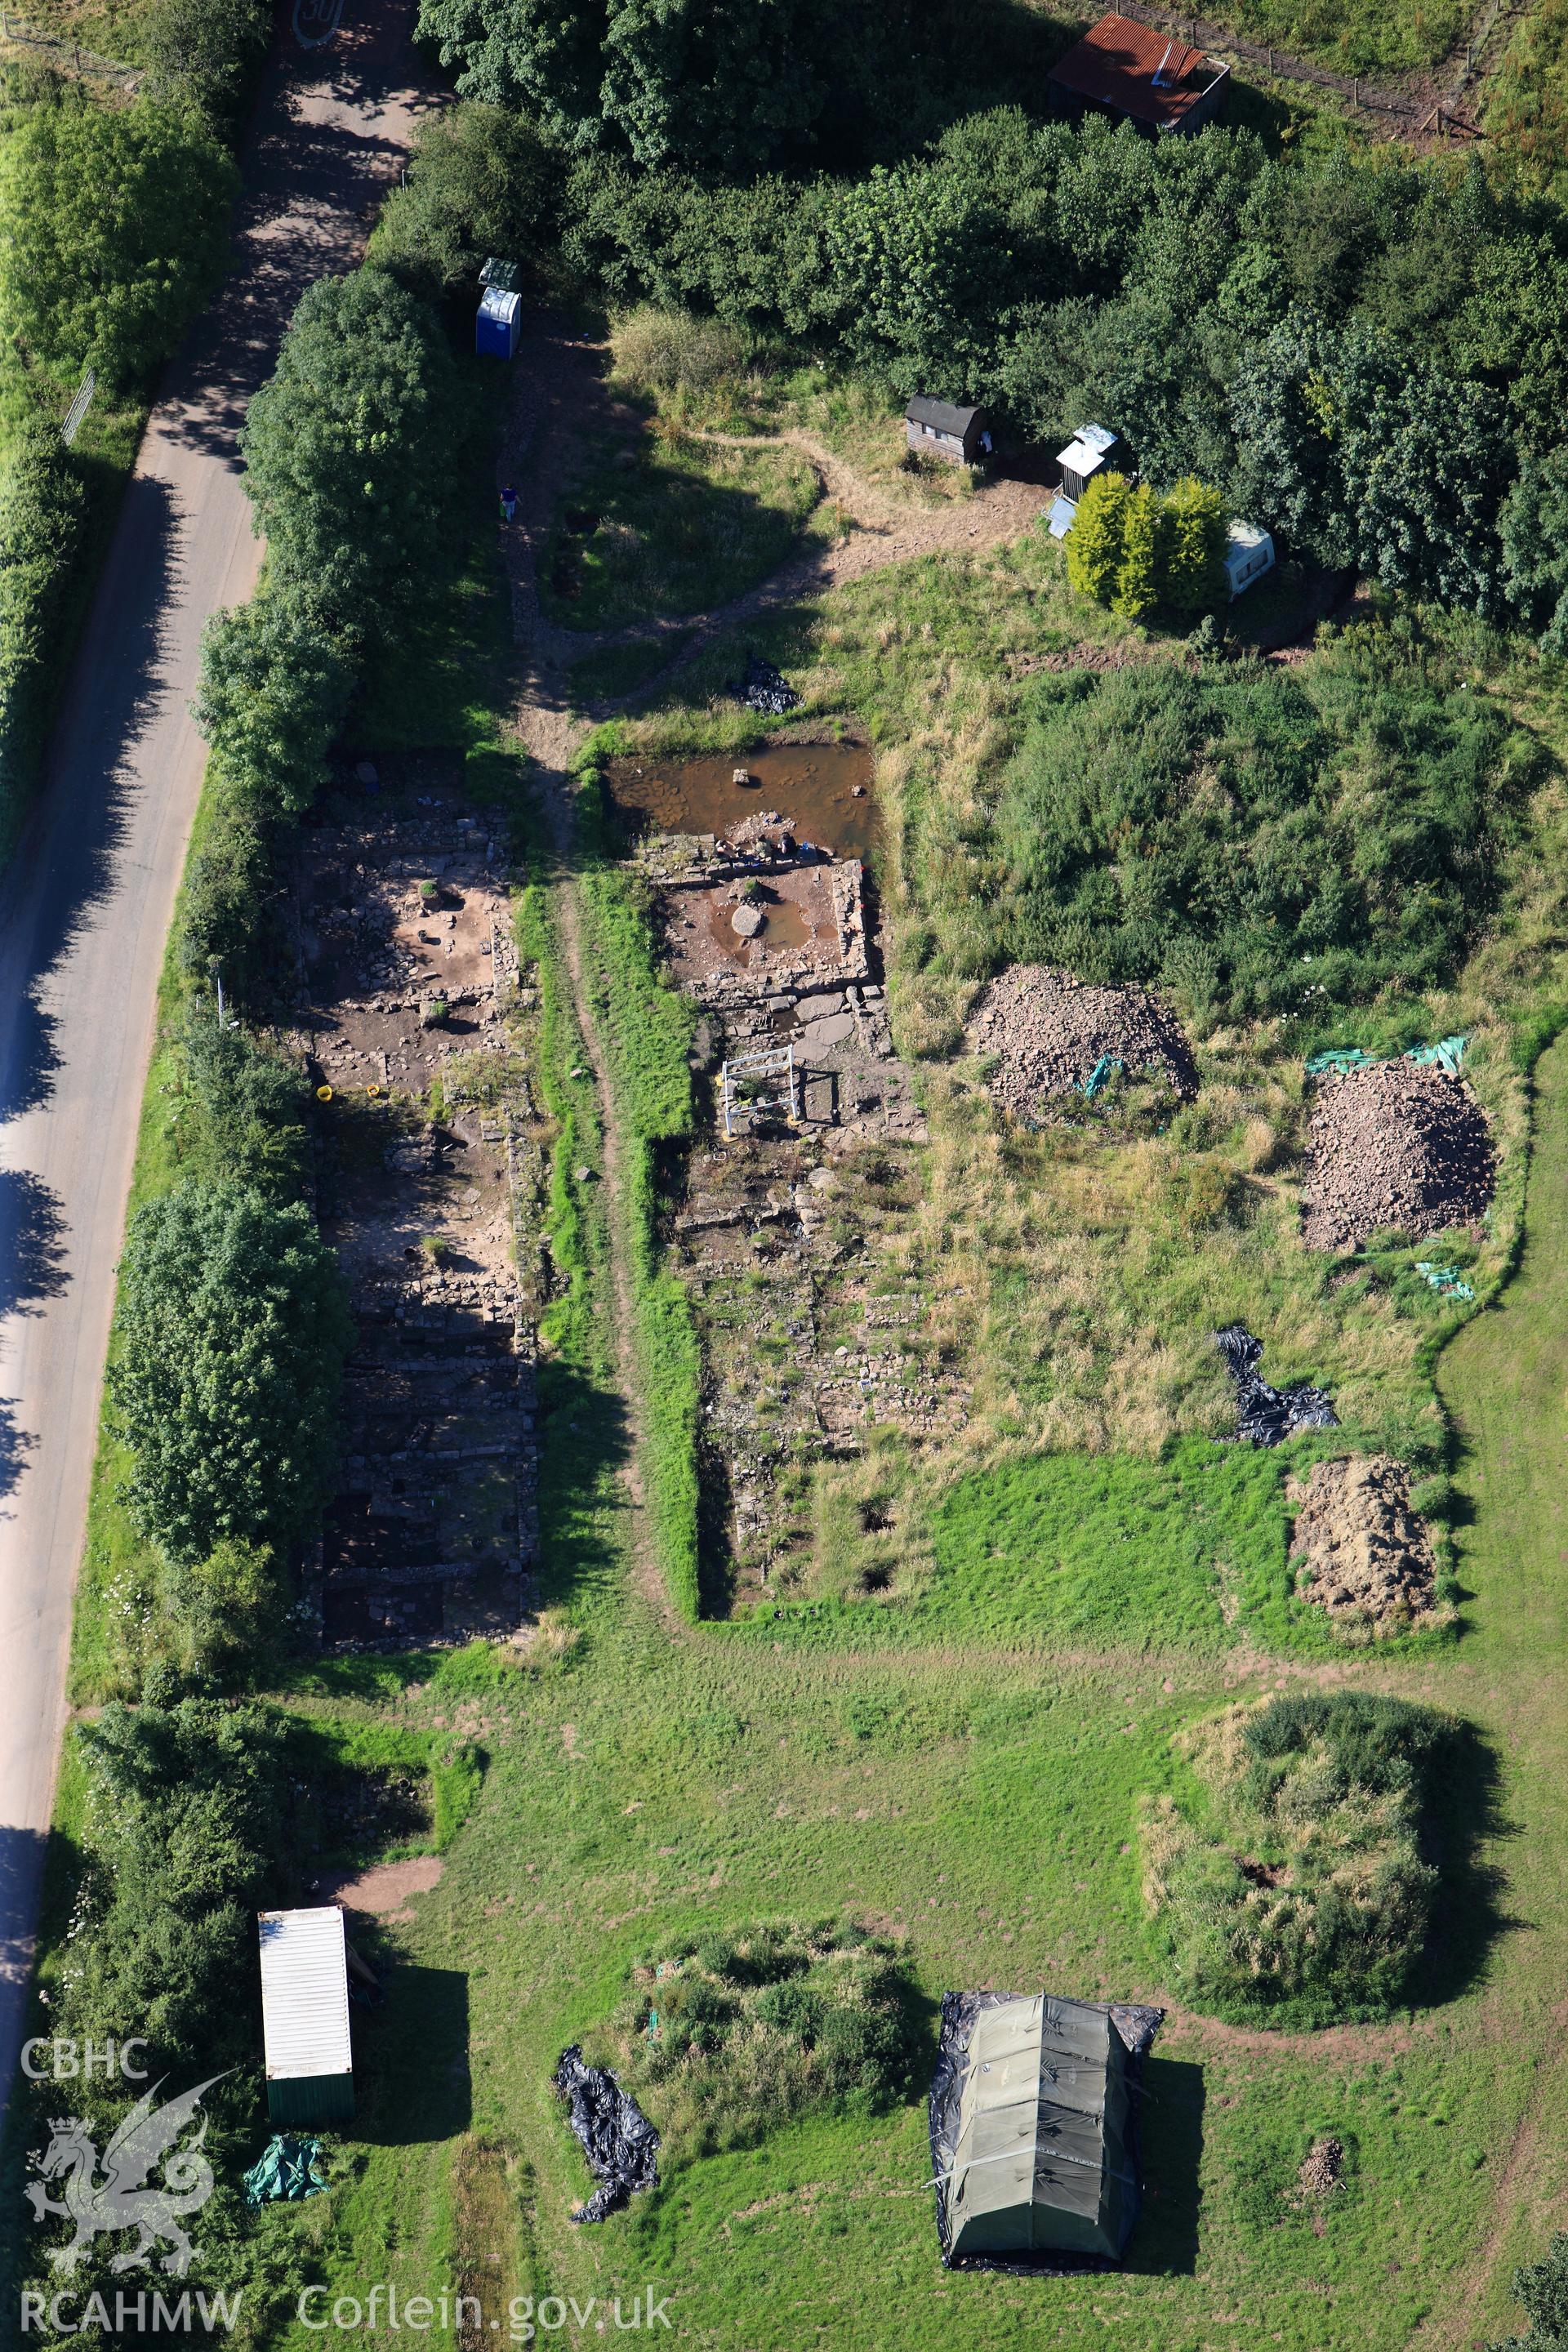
[
  {"x1": 1049, "y1": 16, "x2": 1219, "y2": 131},
  {"x1": 259, "y1": 1907, "x2": 352, "y2": 2084}
]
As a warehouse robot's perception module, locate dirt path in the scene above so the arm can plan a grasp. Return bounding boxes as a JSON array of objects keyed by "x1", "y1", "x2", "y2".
[
  {"x1": 497, "y1": 323, "x2": 666, "y2": 1617},
  {"x1": 497, "y1": 319, "x2": 1050, "y2": 726}
]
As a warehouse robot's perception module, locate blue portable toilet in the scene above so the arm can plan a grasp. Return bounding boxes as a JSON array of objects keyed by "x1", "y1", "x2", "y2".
[{"x1": 476, "y1": 286, "x2": 522, "y2": 360}]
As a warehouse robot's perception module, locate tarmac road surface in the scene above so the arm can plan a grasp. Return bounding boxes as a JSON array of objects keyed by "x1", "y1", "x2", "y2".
[{"x1": 0, "y1": 1, "x2": 436, "y2": 2114}]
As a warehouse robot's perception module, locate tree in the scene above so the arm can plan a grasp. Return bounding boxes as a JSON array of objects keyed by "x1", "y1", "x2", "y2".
[
  {"x1": 1334, "y1": 331, "x2": 1508, "y2": 615},
  {"x1": 140, "y1": 0, "x2": 270, "y2": 126},
  {"x1": 165, "y1": 1539, "x2": 287, "y2": 1681},
  {"x1": 600, "y1": 0, "x2": 828, "y2": 173},
  {"x1": 0, "y1": 92, "x2": 235, "y2": 387},
  {"x1": 1228, "y1": 310, "x2": 1351, "y2": 568},
  {"x1": 1064, "y1": 470, "x2": 1132, "y2": 606},
  {"x1": 369, "y1": 102, "x2": 562, "y2": 298},
  {"x1": 176, "y1": 1012, "x2": 309, "y2": 1196},
  {"x1": 190, "y1": 594, "x2": 355, "y2": 814},
  {"x1": 238, "y1": 269, "x2": 458, "y2": 628},
  {"x1": 416, "y1": 0, "x2": 609, "y2": 144},
  {"x1": 1162, "y1": 476, "x2": 1227, "y2": 617},
  {"x1": 1112, "y1": 481, "x2": 1162, "y2": 621},
  {"x1": 0, "y1": 416, "x2": 83, "y2": 830},
  {"x1": 1490, "y1": 2232, "x2": 1568, "y2": 2350},
  {"x1": 69, "y1": 1695, "x2": 290, "y2": 2068},
  {"x1": 1500, "y1": 446, "x2": 1568, "y2": 654},
  {"x1": 109, "y1": 1179, "x2": 351, "y2": 1566}
]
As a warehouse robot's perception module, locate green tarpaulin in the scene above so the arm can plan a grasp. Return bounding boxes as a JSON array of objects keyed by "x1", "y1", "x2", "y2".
[{"x1": 243, "y1": 2134, "x2": 329, "y2": 2206}]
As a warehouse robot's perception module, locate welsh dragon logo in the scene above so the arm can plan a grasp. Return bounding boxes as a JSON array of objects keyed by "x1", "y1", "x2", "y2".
[{"x1": 25, "y1": 2076, "x2": 228, "y2": 2277}]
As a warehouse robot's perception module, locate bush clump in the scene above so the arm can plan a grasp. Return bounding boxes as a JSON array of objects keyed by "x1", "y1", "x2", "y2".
[
  {"x1": 108, "y1": 1177, "x2": 353, "y2": 1568},
  {"x1": 1144, "y1": 1690, "x2": 1454, "y2": 2026},
  {"x1": 603, "y1": 1919, "x2": 915, "y2": 2161},
  {"x1": 991, "y1": 640, "x2": 1534, "y2": 1024}
]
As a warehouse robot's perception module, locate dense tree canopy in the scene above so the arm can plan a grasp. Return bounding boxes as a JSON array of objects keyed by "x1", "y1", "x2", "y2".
[
  {"x1": 109, "y1": 1178, "x2": 351, "y2": 1566},
  {"x1": 238, "y1": 269, "x2": 457, "y2": 626},
  {"x1": 502, "y1": 97, "x2": 1568, "y2": 617},
  {"x1": 191, "y1": 594, "x2": 355, "y2": 815},
  {"x1": 0, "y1": 91, "x2": 234, "y2": 386}
]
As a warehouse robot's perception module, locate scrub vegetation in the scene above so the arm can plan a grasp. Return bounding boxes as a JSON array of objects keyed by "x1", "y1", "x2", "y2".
[
  {"x1": 596, "y1": 1919, "x2": 916, "y2": 2163},
  {"x1": 1143, "y1": 1691, "x2": 1459, "y2": 2025}
]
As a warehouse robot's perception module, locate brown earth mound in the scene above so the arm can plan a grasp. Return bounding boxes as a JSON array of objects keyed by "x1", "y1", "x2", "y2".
[
  {"x1": 967, "y1": 965, "x2": 1198, "y2": 1118},
  {"x1": 1301, "y1": 1059, "x2": 1494, "y2": 1252},
  {"x1": 1286, "y1": 1454, "x2": 1444, "y2": 1636}
]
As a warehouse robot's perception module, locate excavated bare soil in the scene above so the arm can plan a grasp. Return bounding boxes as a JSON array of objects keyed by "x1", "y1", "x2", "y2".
[
  {"x1": 966, "y1": 965, "x2": 1199, "y2": 1117},
  {"x1": 1301, "y1": 1059, "x2": 1495, "y2": 1252},
  {"x1": 1286, "y1": 1454, "x2": 1446, "y2": 1637}
]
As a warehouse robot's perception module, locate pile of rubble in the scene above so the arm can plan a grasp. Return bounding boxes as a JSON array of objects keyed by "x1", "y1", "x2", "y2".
[
  {"x1": 1301, "y1": 1059, "x2": 1495, "y2": 1253},
  {"x1": 966, "y1": 965, "x2": 1199, "y2": 1117},
  {"x1": 1286, "y1": 1454, "x2": 1445, "y2": 1636}
]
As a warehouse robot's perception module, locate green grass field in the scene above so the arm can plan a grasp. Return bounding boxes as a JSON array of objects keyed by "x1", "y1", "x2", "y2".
[{"x1": 541, "y1": 425, "x2": 824, "y2": 633}]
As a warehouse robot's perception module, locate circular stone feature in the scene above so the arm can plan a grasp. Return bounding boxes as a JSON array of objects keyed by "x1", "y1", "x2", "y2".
[{"x1": 731, "y1": 904, "x2": 765, "y2": 938}]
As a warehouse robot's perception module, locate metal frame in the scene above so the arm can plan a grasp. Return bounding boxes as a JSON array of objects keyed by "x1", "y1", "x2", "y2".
[{"x1": 720, "y1": 1042, "x2": 799, "y2": 1139}]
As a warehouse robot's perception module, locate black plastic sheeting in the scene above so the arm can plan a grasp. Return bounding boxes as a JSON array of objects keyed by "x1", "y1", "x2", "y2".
[
  {"x1": 1214, "y1": 1323, "x2": 1339, "y2": 1448},
  {"x1": 554, "y1": 2047, "x2": 659, "y2": 2223},
  {"x1": 728, "y1": 655, "x2": 800, "y2": 715},
  {"x1": 928, "y1": 1993, "x2": 1164, "y2": 2273}
]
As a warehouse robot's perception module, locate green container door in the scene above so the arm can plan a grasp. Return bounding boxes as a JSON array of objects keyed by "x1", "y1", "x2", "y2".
[{"x1": 266, "y1": 2071, "x2": 355, "y2": 2129}]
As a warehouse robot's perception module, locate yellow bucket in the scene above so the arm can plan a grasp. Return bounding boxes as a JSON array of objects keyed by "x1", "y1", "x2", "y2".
[{"x1": 315, "y1": 1085, "x2": 333, "y2": 1102}]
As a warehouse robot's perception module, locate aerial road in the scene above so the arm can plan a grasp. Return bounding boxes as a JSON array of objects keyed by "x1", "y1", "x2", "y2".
[{"x1": 0, "y1": 0, "x2": 434, "y2": 2111}]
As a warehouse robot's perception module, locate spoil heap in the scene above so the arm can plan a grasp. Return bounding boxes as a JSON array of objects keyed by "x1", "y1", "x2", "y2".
[
  {"x1": 1286, "y1": 1454, "x2": 1443, "y2": 1635},
  {"x1": 967, "y1": 966, "x2": 1198, "y2": 1117},
  {"x1": 1301, "y1": 1059, "x2": 1494, "y2": 1252}
]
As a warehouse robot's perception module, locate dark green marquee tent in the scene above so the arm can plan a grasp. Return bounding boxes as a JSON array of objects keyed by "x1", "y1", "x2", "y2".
[{"x1": 929, "y1": 1991, "x2": 1162, "y2": 2267}]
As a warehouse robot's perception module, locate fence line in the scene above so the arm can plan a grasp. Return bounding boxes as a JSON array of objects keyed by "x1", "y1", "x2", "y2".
[
  {"x1": 1109, "y1": 0, "x2": 1490, "y2": 136},
  {"x1": 60, "y1": 369, "x2": 95, "y2": 449},
  {"x1": 0, "y1": 8, "x2": 137, "y2": 86}
]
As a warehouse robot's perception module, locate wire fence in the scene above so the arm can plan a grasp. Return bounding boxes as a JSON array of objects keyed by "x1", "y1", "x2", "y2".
[
  {"x1": 1107, "y1": 0, "x2": 1503, "y2": 135},
  {"x1": 0, "y1": 7, "x2": 137, "y2": 86}
]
